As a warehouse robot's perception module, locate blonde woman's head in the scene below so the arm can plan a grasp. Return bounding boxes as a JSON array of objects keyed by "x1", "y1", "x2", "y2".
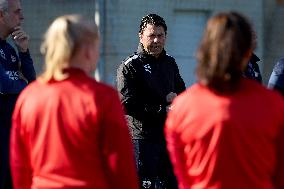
[{"x1": 40, "y1": 14, "x2": 99, "y2": 81}]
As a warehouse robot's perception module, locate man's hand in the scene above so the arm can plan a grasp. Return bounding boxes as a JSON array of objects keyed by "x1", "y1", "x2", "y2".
[
  {"x1": 18, "y1": 71, "x2": 28, "y2": 83},
  {"x1": 11, "y1": 26, "x2": 29, "y2": 53}
]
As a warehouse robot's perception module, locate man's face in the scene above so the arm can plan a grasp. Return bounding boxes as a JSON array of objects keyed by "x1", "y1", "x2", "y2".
[
  {"x1": 3, "y1": 0, "x2": 24, "y2": 34},
  {"x1": 139, "y1": 24, "x2": 166, "y2": 58}
]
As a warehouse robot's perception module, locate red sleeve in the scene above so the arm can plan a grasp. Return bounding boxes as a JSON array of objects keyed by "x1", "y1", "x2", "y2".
[
  {"x1": 165, "y1": 107, "x2": 191, "y2": 189},
  {"x1": 99, "y1": 90, "x2": 139, "y2": 189},
  {"x1": 10, "y1": 99, "x2": 32, "y2": 189},
  {"x1": 274, "y1": 123, "x2": 284, "y2": 189}
]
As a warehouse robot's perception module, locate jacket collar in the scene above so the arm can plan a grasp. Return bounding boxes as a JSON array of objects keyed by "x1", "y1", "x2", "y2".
[{"x1": 250, "y1": 53, "x2": 260, "y2": 64}]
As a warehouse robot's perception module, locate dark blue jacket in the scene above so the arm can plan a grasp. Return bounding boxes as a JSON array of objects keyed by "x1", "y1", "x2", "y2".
[
  {"x1": 0, "y1": 39, "x2": 36, "y2": 189},
  {"x1": 0, "y1": 39, "x2": 36, "y2": 94}
]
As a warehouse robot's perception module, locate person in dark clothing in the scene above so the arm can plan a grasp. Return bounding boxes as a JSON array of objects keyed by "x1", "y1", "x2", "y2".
[
  {"x1": 244, "y1": 53, "x2": 262, "y2": 83},
  {"x1": 0, "y1": 0, "x2": 36, "y2": 188},
  {"x1": 243, "y1": 29, "x2": 262, "y2": 84},
  {"x1": 116, "y1": 14, "x2": 186, "y2": 189},
  {"x1": 268, "y1": 57, "x2": 284, "y2": 96}
]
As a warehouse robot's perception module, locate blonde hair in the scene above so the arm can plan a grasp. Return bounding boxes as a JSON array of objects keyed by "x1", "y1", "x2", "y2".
[{"x1": 40, "y1": 14, "x2": 99, "y2": 82}]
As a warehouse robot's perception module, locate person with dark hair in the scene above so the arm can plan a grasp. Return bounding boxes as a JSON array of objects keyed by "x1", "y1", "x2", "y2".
[
  {"x1": 116, "y1": 13, "x2": 185, "y2": 189},
  {"x1": 268, "y1": 57, "x2": 284, "y2": 96},
  {"x1": 0, "y1": 0, "x2": 36, "y2": 188},
  {"x1": 10, "y1": 14, "x2": 139, "y2": 189},
  {"x1": 165, "y1": 11, "x2": 284, "y2": 189}
]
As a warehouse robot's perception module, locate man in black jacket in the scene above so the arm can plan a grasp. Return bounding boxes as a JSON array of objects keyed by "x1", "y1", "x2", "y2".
[{"x1": 117, "y1": 14, "x2": 185, "y2": 189}]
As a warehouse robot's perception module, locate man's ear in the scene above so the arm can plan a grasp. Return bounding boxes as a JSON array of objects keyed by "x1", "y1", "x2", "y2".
[
  {"x1": 83, "y1": 44, "x2": 90, "y2": 60},
  {"x1": 139, "y1": 33, "x2": 143, "y2": 43},
  {"x1": 0, "y1": 10, "x2": 5, "y2": 20},
  {"x1": 84, "y1": 43, "x2": 94, "y2": 61}
]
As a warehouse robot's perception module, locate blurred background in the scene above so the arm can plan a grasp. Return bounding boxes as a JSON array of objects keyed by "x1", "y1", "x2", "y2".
[{"x1": 22, "y1": 0, "x2": 284, "y2": 87}]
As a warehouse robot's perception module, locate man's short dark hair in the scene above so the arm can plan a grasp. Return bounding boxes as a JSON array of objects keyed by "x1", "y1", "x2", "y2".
[{"x1": 139, "y1": 14, "x2": 167, "y2": 35}]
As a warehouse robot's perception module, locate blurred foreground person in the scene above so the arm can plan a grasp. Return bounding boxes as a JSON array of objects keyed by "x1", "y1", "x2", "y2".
[
  {"x1": 10, "y1": 14, "x2": 138, "y2": 189},
  {"x1": 165, "y1": 12, "x2": 284, "y2": 189}
]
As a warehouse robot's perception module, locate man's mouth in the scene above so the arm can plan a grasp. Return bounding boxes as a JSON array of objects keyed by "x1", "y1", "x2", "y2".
[{"x1": 152, "y1": 45, "x2": 160, "y2": 50}]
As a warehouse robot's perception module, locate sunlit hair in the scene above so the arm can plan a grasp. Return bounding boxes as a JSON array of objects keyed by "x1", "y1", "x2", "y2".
[
  {"x1": 139, "y1": 13, "x2": 167, "y2": 35},
  {"x1": 196, "y1": 12, "x2": 253, "y2": 94},
  {"x1": 40, "y1": 14, "x2": 99, "y2": 82}
]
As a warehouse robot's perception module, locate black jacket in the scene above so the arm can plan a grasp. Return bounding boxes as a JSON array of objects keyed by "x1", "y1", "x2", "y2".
[
  {"x1": 244, "y1": 53, "x2": 262, "y2": 83},
  {"x1": 117, "y1": 46, "x2": 186, "y2": 140}
]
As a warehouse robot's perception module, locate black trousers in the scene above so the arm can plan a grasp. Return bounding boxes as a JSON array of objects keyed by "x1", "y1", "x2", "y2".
[
  {"x1": 133, "y1": 139, "x2": 178, "y2": 189},
  {"x1": 0, "y1": 94, "x2": 18, "y2": 189}
]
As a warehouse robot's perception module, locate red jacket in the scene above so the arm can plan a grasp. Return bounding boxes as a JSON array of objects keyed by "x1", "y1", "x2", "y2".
[
  {"x1": 165, "y1": 79, "x2": 284, "y2": 189},
  {"x1": 10, "y1": 69, "x2": 139, "y2": 189}
]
